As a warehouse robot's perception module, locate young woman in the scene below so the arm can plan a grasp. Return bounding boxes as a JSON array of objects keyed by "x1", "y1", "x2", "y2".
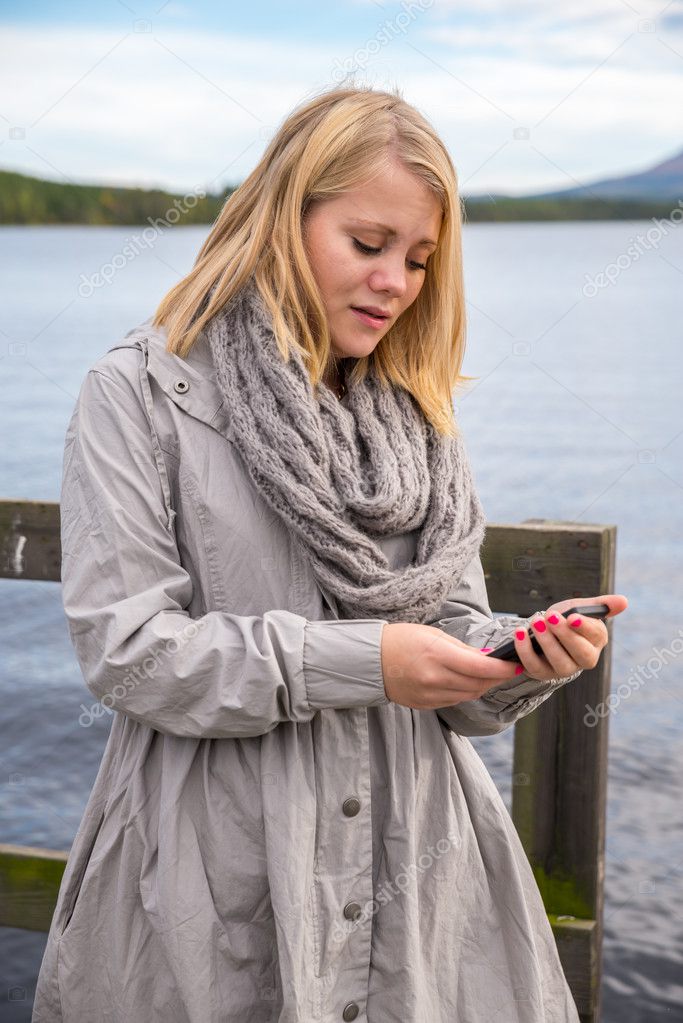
[{"x1": 33, "y1": 85, "x2": 627, "y2": 1022}]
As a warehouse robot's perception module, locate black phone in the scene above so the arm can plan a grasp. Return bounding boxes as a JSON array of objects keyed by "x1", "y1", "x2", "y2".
[{"x1": 483, "y1": 603, "x2": 611, "y2": 662}]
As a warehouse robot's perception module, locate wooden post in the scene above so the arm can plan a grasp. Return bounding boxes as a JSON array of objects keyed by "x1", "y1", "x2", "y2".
[
  {"x1": 481, "y1": 518, "x2": 616, "y2": 1023},
  {"x1": 0, "y1": 499, "x2": 61, "y2": 581},
  {"x1": 0, "y1": 844, "x2": 68, "y2": 932}
]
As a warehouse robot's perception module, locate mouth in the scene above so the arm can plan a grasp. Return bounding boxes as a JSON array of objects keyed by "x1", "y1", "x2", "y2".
[{"x1": 350, "y1": 306, "x2": 390, "y2": 328}]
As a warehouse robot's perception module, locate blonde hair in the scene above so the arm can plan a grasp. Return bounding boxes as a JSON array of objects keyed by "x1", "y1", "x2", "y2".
[{"x1": 152, "y1": 83, "x2": 475, "y2": 437}]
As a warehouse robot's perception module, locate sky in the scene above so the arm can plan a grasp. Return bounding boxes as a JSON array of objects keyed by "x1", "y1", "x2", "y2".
[{"x1": 0, "y1": 0, "x2": 682, "y2": 198}]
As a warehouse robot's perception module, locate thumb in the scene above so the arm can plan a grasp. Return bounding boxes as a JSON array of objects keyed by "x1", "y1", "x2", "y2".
[{"x1": 547, "y1": 594, "x2": 629, "y2": 619}]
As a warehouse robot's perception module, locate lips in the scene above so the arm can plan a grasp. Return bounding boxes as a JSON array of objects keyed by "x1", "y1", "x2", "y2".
[{"x1": 351, "y1": 306, "x2": 389, "y2": 319}]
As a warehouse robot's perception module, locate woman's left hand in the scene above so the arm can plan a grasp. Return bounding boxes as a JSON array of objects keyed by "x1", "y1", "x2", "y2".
[{"x1": 507, "y1": 593, "x2": 629, "y2": 682}]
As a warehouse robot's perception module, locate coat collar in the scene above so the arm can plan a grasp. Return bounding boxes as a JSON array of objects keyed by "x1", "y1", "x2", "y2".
[{"x1": 113, "y1": 318, "x2": 231, "y2": 436}]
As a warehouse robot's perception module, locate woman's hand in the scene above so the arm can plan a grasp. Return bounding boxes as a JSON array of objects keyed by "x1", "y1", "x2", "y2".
[
  {"x1": 381, "y1": 622, "x2": 528, "y2": 710},
  {"x1": 505, "y1": 593, "x2": 629, "y2": 682},
  {"x1": 380, "y1": 595, "x2": 629, "y2": 709}
]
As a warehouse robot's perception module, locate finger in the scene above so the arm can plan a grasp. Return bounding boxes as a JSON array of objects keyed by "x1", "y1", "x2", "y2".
[
  {"x1": 438, "y1": 640, "x2": 521, "y2": 682},
  {"x1": 512, "y1": 617, "x2": 576, "y2": 680},
  {"x1": 594, "y1": 594, "x2": 628, "y2": 618},
  {"x1": 431, "y1": 674, "x2": 523, "y2": 706},
  {"x1": 527, "y1": 613, "x2": 583, "y2": 676},
  {"x1": 545, "y1": 611, "x2": 607, "y2": 667},
  {"x1": 554, "y1": 610, "x2": 608, "y2": 644},
  {"x1": 549, "y1": 594, "x2": 628, "y2": 620}
]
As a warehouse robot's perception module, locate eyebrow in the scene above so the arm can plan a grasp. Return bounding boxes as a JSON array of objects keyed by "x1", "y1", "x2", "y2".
[{"x1": 347, "y1": 218, "x2": 438, "y2": 249}]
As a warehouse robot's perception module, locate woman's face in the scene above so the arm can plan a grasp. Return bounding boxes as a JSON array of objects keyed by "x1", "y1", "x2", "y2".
[{"x1": 302, "y1": 157, "x2": 443, "y2": 363}]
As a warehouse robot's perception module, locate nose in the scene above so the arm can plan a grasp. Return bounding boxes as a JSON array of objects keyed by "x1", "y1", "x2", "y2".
[{"x1": 368, "y1": 254, "x2": 409, "y2": 298}]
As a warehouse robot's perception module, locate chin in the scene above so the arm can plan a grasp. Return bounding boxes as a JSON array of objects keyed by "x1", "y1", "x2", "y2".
[
  {"x1": 332, "y1": 334, "x2": 384, "y2": 360},
  {"x1": 339, "y1": 346, "x2": 379, "y2": 362}
]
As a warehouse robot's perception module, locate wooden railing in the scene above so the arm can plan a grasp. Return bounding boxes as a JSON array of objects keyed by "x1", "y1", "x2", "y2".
[{"x1": 0, "y1": 500, "x2": 615, "y2": 1023}]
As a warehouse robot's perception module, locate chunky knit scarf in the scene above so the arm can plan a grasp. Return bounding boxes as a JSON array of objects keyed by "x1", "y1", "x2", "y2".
[{"x1": 205, "y1": 277, "x2": 487, "y2": 624}]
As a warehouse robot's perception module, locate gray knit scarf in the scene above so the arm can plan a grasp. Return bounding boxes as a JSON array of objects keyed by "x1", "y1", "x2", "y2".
[{"x1": 205, "y1": 277, "x2": 487, "y2": 624}]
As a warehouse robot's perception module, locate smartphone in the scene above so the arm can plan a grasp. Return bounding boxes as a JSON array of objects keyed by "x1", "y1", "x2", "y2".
[{"x1": 483, "y1": 603, "x2": 611, "y2": 662}]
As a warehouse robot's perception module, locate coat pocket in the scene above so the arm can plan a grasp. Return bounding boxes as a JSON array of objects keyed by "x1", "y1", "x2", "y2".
[{"x1": 56, "y1": 807, "x2": 106, "y2": 940}]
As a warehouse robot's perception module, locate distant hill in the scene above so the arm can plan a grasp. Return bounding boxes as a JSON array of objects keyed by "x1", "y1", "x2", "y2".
[
  {"x1": 527, "y1": 145, "x2": 683, "y2": 201},
  {"x1": 1, "y1": 151, "x2": 680, "y2": 226},
  {"x1": 464, "y1": 144, "x2": 683, "y2": 218}
]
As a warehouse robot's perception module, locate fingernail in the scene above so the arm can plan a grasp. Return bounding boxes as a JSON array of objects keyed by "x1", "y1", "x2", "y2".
[
  {"x1": 532, "y1": 619, "x2": 547, "y2": 633},
  {"x1": 514, "y1": 665, "x2": 524, "y2": 675},
  {"x1": 479, "y1": 647, "x2": 492, "y2": 653},
  {"x1": 547, "y1": 614, "x2": 560, "y2": 625},
  {"x1": 569, "y1": 617, "x2": 583, "y2": 627},
  {"x1": 515, "y1": 629, "x2": 526, "y2": 641}
]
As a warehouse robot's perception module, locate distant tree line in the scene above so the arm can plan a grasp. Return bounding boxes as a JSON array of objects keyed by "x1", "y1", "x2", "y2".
[
  {"x1": 0, "y1": 168, "x2": 679, "y2": 224},
  {"x1": 462, "y1": 195, "x2": 682, "y2": 221},
  {"x1": 0, "y1": 170, "x2": 231, "y2": 225}
]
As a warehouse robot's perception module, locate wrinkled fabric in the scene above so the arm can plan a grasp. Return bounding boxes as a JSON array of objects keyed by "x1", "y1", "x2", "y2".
[{"x1": 32, "y1": 319, "x2": 581, "y2": 1022}]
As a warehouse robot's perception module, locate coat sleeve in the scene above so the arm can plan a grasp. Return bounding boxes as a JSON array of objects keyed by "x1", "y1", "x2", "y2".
[
  {"x1": 59, "y1": 361, "x2": 389, "y2": 740},
  {"x1": 427, "y1": 553, "x2": 583, "y2": 737}
]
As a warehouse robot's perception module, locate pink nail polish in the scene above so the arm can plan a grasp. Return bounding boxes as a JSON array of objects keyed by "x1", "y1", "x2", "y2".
[
  {"x1": 532, "y1": 619, "x2": 547, "y2": 633},
  {"x1": 479, "y1": 647, "x2": 492, "y2": 653},
  {"x1": 514, "y1": 665, "x2": 524, "y2": 675},
  {"x1": 547, "y1": 614, "x2": 560, "y2": 625},
  {"x1": 515, "y1": 629, "x2": 526, "y2": 641},
  {"x1": 570, "y1": 617, "x2": 583, "y2": 627}
]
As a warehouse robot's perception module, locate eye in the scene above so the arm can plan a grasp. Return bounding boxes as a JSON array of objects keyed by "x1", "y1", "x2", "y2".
[
  {"x1": 352, "y1": 238, "x2": 381, "y2": 256},
  {"x1": 352, "y1": 237, "x2": 428, "y2": 272}
]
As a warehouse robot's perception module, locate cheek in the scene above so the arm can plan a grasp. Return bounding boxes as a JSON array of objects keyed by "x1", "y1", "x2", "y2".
[
  {"x1": 318, "y1": 249, "x2": 366, "y2": 297},
  {"x1": 312, "y1": 235, "x2": 347, "y2": 280},
  {"x1": 305, "y1": 224, "x2": 349, "y2": 295},
  {"x1": 404, "y1": 277, "x2": 426, "y2": 310}
]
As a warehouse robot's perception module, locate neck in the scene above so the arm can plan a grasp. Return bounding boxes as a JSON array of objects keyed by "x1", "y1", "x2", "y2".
[{"x1": 323, "y1": 357, "x2": 346, "y2": 398}]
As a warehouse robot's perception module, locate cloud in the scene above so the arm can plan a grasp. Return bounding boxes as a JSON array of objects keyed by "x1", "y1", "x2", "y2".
[
  {"x1": 0, "y1": 26, "x2": 324, "y2": 191},
  {"x1": 0, "y1": 9, "x2": 680, "y2": 196}
]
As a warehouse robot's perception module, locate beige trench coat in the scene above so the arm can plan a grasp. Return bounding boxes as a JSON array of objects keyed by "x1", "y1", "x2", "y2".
[{"x1": 32, "y1": 318, "x2": 582, "y2": 1022}]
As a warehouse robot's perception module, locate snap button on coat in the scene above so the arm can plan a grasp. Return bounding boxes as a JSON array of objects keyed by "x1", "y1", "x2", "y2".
[
  {"x1": 343, "y1": 901, "x2": 362, "y2": 921},
  {"x1": 31, "y1": 322, "x2": 583, "y2": 1023},
  {"x1": 342, "y1": 796, "x2": 361, "y2": 817}
]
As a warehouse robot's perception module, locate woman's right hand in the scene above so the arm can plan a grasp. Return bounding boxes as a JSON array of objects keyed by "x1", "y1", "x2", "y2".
[{"x1": 380, "y1": 622, "x2": 523, "y2": 710}]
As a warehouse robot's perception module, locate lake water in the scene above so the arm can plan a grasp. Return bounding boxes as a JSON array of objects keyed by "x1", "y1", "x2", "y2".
[{"x1": 0, "y1": 222, "x2": 681, "y2": 1021}]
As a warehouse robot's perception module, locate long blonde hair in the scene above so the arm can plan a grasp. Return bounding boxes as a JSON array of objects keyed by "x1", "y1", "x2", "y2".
[{"x1": 152, "y1": 83, "x2": 475, "y2": 437}]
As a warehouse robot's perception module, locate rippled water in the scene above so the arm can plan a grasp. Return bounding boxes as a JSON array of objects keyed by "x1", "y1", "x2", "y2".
[{"x1": 1, "y1": 222, "x2": 681, "y2": 1021}]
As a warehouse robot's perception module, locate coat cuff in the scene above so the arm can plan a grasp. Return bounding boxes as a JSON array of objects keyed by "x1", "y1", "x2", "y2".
[{"x1": 303, "y1": 619, "x2": 389, "y2": 711}]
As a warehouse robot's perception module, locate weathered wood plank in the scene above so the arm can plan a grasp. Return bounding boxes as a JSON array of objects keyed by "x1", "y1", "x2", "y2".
[
  {"x1": 0, "y1": 843, "x2": 68, "y2": 932},
  {"x1": 549, "y1": 917, "x2": 598, "y2": 1019},
  {"x1": 481, "y1": 519, "x2": 614, "y2": 615},
  {"x1": 0, "y1": 500, "x2": 61, "y2": 581},
  {"x1": 487, "y1": 518, "x2": 616, "y2": 1023}
]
